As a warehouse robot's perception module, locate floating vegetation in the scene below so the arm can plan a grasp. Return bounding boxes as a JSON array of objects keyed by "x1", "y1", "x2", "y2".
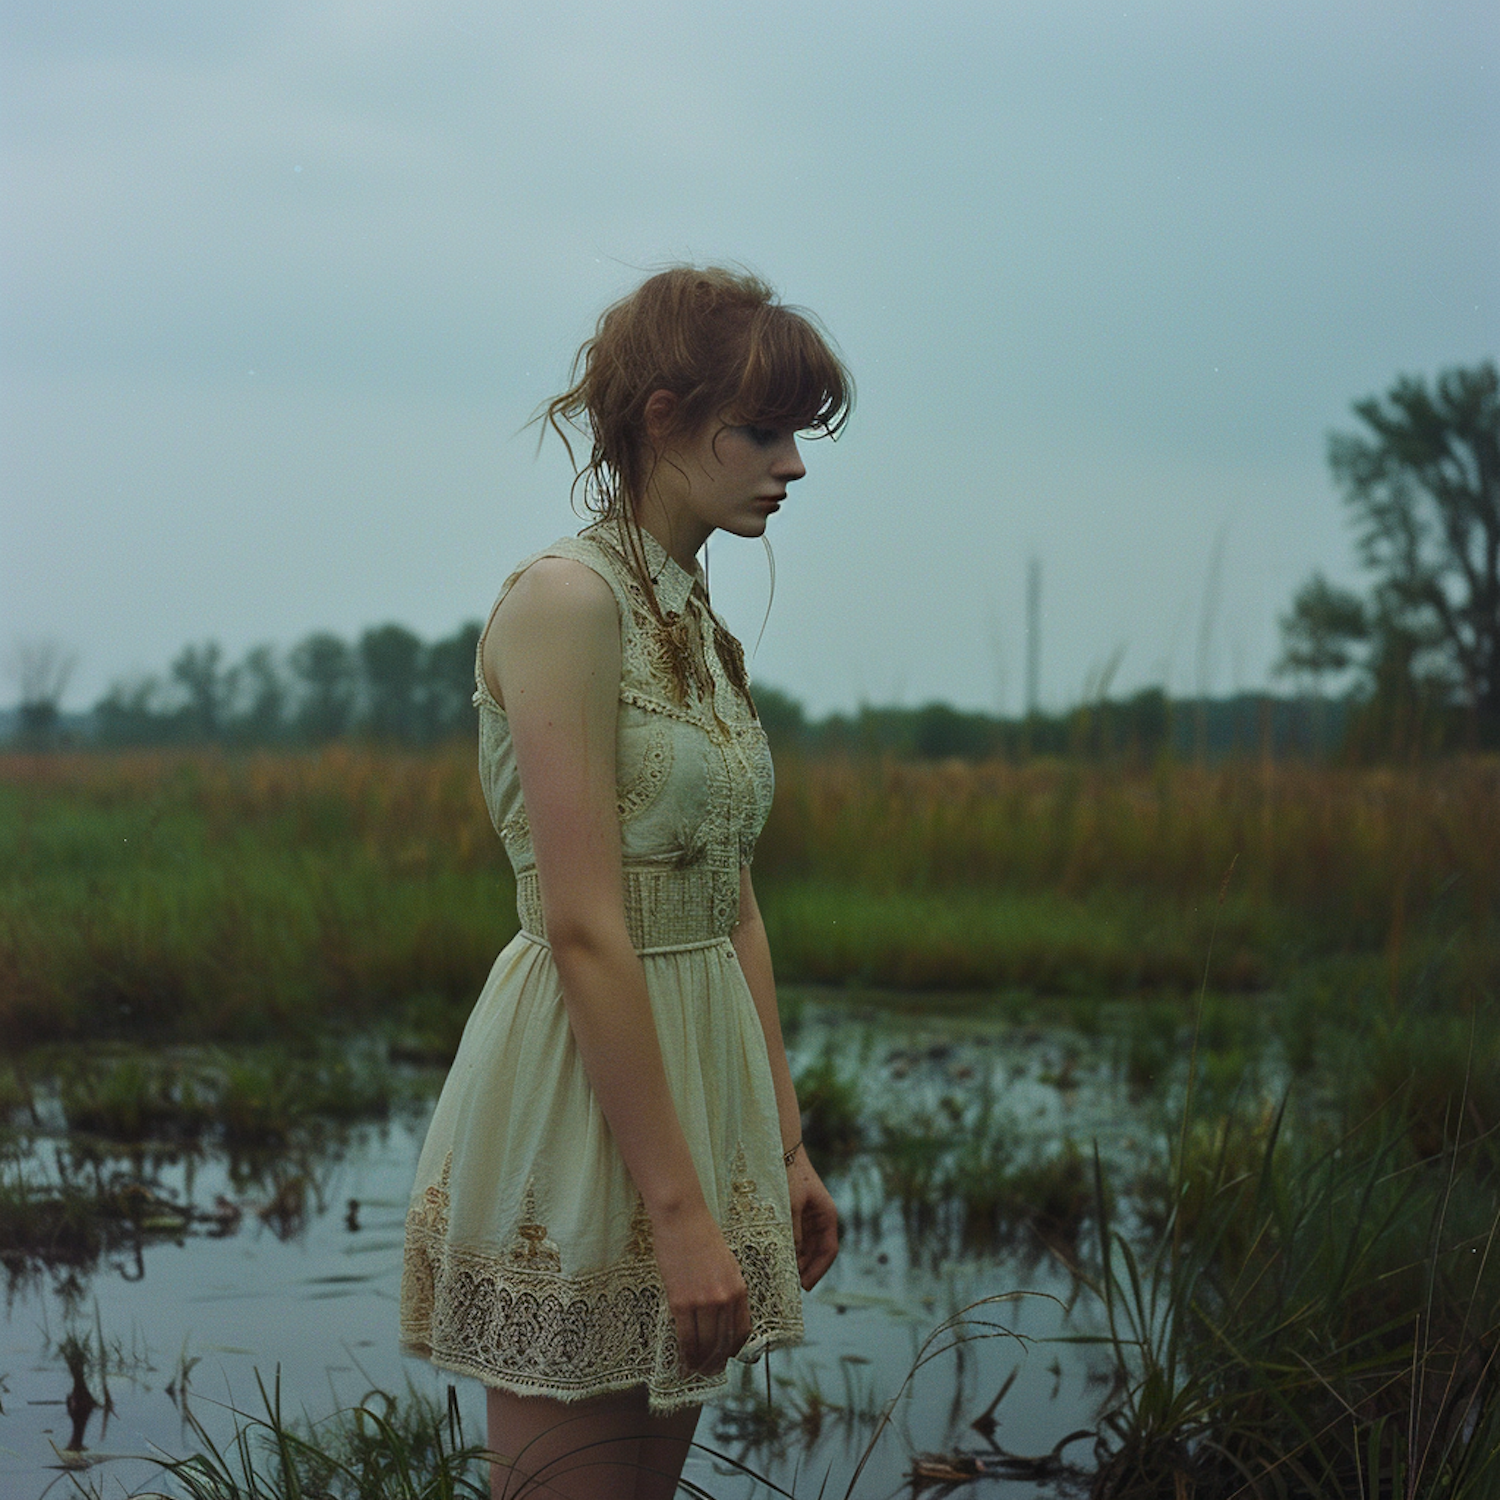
[
  {"x1": 714, "y1": 1353, "x2": 886, "y2": 1459},
  {"x1": 46, "y1": 1043, "x2": 397, "y2": 1150},
  {"x1": 0, "y1": 1046, "x2": 398, "y2": 1287},
  {"x1": 6, "y1": 990, "x2": 1496, "y2": 1498},
  {"x1": 1, "y1": 1150, "x2": 195, "y2": 1283}
]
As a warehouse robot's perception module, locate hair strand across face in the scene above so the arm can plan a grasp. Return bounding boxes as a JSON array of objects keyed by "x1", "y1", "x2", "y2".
[{"x1": 541, "y1": 265, "x2": 852, "y2": 523}]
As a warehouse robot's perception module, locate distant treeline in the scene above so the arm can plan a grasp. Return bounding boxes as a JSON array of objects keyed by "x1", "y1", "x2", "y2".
[
  {"x1": 755, "y1": 686, "x2": 1350, "y2": 762},
  {"x1": 61, "y1": 623, "x2": 482, "y2": 749},
  {"x1": 5, "y1": 624, "x2": 1356, "y2": 760}
]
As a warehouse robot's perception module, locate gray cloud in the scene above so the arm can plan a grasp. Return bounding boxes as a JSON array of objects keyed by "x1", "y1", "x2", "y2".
[{"x1": 3, "y1": 0, "x2": 1496, "y2": 713}]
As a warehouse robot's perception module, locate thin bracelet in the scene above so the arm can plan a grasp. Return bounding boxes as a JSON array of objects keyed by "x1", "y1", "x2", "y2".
[{"x1": 782, "y1": 1139, "x2": 803, "y2": 1168}]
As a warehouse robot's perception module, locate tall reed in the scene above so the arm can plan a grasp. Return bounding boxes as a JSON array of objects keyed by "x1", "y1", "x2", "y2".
[
  {"x1": 2, "y1": 749, "x2": 1494, "y2": 1045},
  {"x1": 757, "y1": 753, "x2": 1499, "y2": 933}
]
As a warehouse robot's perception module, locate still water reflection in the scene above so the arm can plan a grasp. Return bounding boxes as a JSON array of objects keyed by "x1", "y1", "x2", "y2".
[{"x1": 2, "y1": 997, "x2": 1170, "y2": 1498}]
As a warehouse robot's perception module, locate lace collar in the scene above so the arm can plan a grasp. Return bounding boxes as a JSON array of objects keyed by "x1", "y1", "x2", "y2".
[{"x1": 589, "y1": 521, "x2": 701, "y2": 616}]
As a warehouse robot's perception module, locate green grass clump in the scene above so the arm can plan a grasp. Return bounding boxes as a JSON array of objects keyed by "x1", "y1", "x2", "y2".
[
  {"x1": 143, "y1": 1374, "x2": 488, "y2": 1500},
  {"x1": 58, "y1": 1054, "x2": 212, "y2": 1141},
  {"x1": 1077, "y1": 946, "x2": 1500, "y2": 1498},
  {"x1": 1352, "y1": 1005, "x2": 1500, "y2": 1165},
  {"x1": 1085, "y1": 1108, "x2": 1500, "y2": 1497},
  {"x1": 793, "y1": 1050, "x2": 866, "y2": 1157},
  {"x1": 0, "y1": 1151, "x2": 193, "y2": 1280}
]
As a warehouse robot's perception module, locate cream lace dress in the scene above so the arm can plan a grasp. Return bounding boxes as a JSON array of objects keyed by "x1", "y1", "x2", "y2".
[{"x1": 399, "y1": 523, "x2": 803, "y2": 1413}]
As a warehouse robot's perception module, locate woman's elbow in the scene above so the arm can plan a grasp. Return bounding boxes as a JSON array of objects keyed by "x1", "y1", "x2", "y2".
[{"x1": 545, "y1": 908, "x2": 632, "y2": 971}]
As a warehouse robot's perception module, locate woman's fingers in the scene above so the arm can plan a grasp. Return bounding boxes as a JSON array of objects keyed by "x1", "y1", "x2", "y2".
[
  {"x1": 659, "y1": 1227, "x2": 749, "y2": 1374},
  {"x1": 800, "y1": 1221, "x2": 838, "y2": 1289},
  {"x1": 710, "y1": 1292, "x2": 750, "y2": 1372},
  {"x1": 787, "y1": 1158, "x2": 840, "y2": 1289},
  {"x1": 807, "y1": 1209, "x2": 839, "y2": 1284},
  {"x1": 793, "y1": 1168, "x2": 840, "y2": 1291},
  {"x1": 673, "y1": 1286, "x2": 749, "y2": 1374}
]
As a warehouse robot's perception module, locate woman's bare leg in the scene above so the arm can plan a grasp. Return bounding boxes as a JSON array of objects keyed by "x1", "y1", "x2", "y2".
[
  {"x1": 486, "y1": 1386, "x2": 700, "y2": 1500},
  {"x1": 632, "y1": 1402, "x2": 700, "y2": 1500}
]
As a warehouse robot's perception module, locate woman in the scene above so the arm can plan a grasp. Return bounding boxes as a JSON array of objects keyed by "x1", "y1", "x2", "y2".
[{"x1": 400, "y1": 266, "x2": 851, "y2": 1499}]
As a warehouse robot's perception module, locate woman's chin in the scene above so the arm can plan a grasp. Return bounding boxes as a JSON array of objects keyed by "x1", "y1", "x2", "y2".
[{"x1": 722, "y1": 513, "x2": 773, "y2": 540}]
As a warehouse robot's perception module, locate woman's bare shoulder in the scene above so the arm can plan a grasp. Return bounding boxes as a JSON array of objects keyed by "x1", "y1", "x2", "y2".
[
  {"x1": 500, "y1": 554, "x2": 616, "y2": 624},
  {"x1": 484, "y1": 556, "x2": 619, "y2": 708}
]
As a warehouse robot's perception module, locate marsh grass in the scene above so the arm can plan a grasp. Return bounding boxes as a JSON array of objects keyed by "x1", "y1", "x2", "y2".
[
  {"x1": 31, "y1": 1008, "x2": 1498, "y2": 1498},
  {"x1": 787, "y1": 926, "x2": 1500, "y2": 1493},
  {"x1": 1081, "y1": 1115, "x2": 1500, "y2": 1497},
  {"x1": 129, "y1": 1374, "x2": 490, "y2": 1500},
  {"x1": 792, "y1": 1050, "x2": 866, "y2": 1157},
  {"x1": 2, "y1": 1047, "x2": 400, "y2": 1282},
  {"x1": 0, "y1": 748, "x2": 512, "y2": 1047},
  {"x1": 859, "y1": 1066, "x2": 1101, "y2": 1261},
  {"x1": 1073, "y1": 955, "x2": 1500, "y2": 1500},
  {"x1": 713, "y1": 1353, "x2": 886, "y2": 1460},
  {"x1": 758, "y1": 755, "x2": 1499, "y2": 931},
  {"x1": 6, "y1": 746, "x2": 1498, "y2": 1496},
  {"x1": 762, "y1": 881, "x2": 1270, "y2": 993},
  {"x1": 3, "y1": 749, "x2": 1496, "y2": 1046}
]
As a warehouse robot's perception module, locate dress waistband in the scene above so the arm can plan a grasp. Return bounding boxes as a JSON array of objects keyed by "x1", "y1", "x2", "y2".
[
  {"x1": 519, "y1": 930, "x2": 735, "y2": 958},
  {"x1": 514, "y1": 865, "x2": 739, "y2": 952}
]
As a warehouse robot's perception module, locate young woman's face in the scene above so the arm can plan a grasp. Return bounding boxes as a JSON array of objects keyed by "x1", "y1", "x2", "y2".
[{"x1": 656, "y1": 416, "x2": 808, "y2": 544}]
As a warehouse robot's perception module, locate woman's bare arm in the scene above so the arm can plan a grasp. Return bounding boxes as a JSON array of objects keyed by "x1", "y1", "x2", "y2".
[
  {"x1": 487, "y1": 557, "x2": 750, "y2": 1373},
  {"x1": 731, "y1": 868, "x2": 839, "y2": 1289}
]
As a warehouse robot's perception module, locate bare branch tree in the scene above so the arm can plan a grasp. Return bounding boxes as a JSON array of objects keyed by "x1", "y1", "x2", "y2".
[{"x1": 6, "y1": 638, "x2": 79, "y2": 745}]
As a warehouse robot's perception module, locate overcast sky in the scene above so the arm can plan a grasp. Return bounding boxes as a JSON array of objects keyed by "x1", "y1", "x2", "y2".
[{"x1": 3, "y1": 0, "x2": 1496, "y2": 717}]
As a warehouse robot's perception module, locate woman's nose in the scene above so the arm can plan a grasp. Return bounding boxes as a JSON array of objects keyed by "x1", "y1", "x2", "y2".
[{"x1": 775, "y1": 438, "x2": 806, "y2": 481}]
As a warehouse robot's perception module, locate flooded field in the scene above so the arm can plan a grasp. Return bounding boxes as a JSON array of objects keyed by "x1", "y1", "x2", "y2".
[
  {"x1": 5, "y1": 752, "x2": 1493, "y2": 1493},
  {"x1": 1, "y1": 994, "x2": 1196, "y2": 1499}
]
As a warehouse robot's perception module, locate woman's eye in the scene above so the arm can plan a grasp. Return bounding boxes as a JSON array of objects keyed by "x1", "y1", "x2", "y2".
[{"x1": 744, "y1": 426, "x2": 779, "y2": 447}]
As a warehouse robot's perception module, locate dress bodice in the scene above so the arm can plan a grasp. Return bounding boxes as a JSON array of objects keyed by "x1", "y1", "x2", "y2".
[{"x1": 474, "y1": 523, "x2": 774, "y2": 951}]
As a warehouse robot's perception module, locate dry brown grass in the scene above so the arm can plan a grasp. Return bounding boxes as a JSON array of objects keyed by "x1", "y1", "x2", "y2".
[
  {"x1": 759, "y1": 753, "x2": 1500, "y2": 934},
  {"x1": 1, "y1": 748, "x2": 1494, "y2": 1043}
]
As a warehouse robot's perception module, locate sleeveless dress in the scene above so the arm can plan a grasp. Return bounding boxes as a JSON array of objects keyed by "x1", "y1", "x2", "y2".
[{"x1": 399, "y1": 522, "x2": 804, "y2": 1413}]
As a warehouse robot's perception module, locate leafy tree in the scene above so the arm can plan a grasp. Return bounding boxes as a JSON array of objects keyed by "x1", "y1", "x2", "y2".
[
  {"x1": 290, "y1": 632, "x2": 355, "y2": 743},
  {"x1": 227, "y1": 644, "x2": 288, "y2": 744},
  {"x1": 171, "y1": 641, "x2": 228, "y2": 741},
  {"x1": 912, "y1": 701, "x2": 999, "y2": 759},
  {"x1": 1275, "y1": 574, "x2": 1369, "y2": 692},
  {"x1": 752, "y1": 684, "x2": 809, "y2": 753},
  {"x1": 359, "y1": 623, "x2": 424, "y2": 742},
  {"x1": 94, "y1": 678, "x2": 172, "y2": 746},
  {"x1": 1284, "y1": 362, "x2": 1499, "y2": 736},
  {"x1": 422, "y1": 621, "x2": 482, "y2": 743}
]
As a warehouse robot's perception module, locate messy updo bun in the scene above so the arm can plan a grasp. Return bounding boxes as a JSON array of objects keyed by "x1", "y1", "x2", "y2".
[{"x1": 544, "y1": 265, "x2": 853, "y2": 521}]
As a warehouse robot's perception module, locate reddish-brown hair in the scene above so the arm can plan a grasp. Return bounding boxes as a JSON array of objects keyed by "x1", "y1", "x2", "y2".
[{"x1": 543, "y1": 265, "x2": 853, "y2": 520}]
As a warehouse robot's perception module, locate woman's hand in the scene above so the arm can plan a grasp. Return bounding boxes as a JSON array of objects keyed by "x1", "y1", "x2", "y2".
[
  {"x1": 650, "y1": 1202, "x2": 751, "y2": 1376},
  {"x1": 788, "y1": 1154, "x2": 839, "y2": 1290}
]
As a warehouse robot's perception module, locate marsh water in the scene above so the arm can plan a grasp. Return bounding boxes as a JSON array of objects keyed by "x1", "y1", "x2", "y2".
[{"x1": 2, "y1": 995, "x2": 1204, "y2": 1498}]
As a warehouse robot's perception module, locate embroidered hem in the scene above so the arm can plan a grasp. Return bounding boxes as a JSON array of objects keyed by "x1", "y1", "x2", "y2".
[{"x1": 399, "y1": 1219, "x2": 803, "y2": 1414}]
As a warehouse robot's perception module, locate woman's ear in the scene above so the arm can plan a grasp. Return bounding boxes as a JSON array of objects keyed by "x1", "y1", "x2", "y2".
[{"x1": 642, "y1": 389, "x2": 678, "y2": 443}]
